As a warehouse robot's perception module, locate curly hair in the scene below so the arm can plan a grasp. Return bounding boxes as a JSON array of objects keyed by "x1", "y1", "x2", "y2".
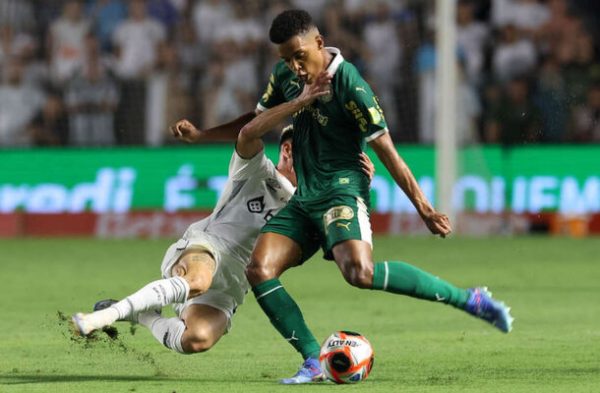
[{"x1": 269, "y1": 9, "x2": 315, "y2": 44}]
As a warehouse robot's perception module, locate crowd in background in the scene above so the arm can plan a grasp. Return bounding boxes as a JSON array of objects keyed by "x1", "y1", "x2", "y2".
[{"x1": 0, "y1": 0, "x2": 598, "y2": 147}]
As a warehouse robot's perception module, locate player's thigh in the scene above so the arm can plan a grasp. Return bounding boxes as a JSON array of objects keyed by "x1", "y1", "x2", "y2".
[
  {"x1": 172, "y1": 250, "x2": 217, "y2": 298},
  {"x1": 249, "y1": 199, "x2": 320, "y2": 281},
  {"x1": 314, "y1": 194, "x2": 373, "y2": 259},
  {"x1": 180, "y1": 304, "x2": 228, "y2": 352}
]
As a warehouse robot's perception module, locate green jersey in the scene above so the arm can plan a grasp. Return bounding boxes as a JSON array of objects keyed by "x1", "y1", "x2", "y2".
[{"x1": 257, "y1": 47, "x2": 388, "y2": 202}]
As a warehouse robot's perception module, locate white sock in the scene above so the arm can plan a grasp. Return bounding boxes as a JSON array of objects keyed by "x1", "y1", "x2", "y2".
[
  {"x1": 85, "y1": 277, "x2": 190, "y2": 330},
  {"x1": 138, "y1": 311, "x2": 187, "y2": 354}
]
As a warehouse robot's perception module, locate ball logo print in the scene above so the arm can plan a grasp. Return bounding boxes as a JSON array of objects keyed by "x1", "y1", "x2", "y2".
[{"x1": 319, "y1": 331, "x2": 374, "y2": 384}]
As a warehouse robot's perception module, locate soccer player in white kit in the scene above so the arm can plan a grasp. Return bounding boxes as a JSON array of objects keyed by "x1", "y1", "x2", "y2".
[{"x1": 71, "y1": 77, "x2": 372, "y2": 355}]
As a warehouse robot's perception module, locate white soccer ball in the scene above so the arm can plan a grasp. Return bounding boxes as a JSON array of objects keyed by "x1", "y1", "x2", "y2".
[{"x1": 319, "y1": 331, "x2": 374, "y2": 384}]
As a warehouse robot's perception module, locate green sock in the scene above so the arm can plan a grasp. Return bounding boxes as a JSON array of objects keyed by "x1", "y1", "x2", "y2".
[
  {"x1": 252, "y1": 279, "x2": 321, "y2": 359},
  {"x1": 372, "y1": 261, "x2": 469, "y2": 309}
]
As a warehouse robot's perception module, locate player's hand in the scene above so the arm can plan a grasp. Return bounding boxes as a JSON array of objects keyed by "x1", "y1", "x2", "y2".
[
  {"x1": 422, "y1": 211, "x2": 452, "y2": 238},
  {"x1": 296, "y1": 71, "x2": 332, "y2": 106},
  {"x1": 359, "y1": 152, "x2": 375, "y2": 182},
  {"x1": 170, "y1": 119, "x2": 202, "y2": 143}
]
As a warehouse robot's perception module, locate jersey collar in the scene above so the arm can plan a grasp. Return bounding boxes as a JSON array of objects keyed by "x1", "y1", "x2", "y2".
[{"x1": 325, "y1": 47, "x2": 344, "y2": 76}]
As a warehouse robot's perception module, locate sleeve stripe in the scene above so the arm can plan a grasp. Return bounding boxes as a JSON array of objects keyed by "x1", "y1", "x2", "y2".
[
  {"x1": 256, "y1": 103, "x2": 268, "y2": 113},
  {"x1": 365, "y1": 128, "x2": 389, "y2": 142}
]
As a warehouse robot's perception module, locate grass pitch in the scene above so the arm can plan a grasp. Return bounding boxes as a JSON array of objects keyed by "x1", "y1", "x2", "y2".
[{"x1": 1, "y1": 236, "x2": 599, "y2": 393}]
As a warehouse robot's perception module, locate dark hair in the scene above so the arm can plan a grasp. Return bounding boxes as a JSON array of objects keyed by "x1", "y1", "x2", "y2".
[
  {"x1": 269, "y1": 9, "x2": 314, "y2": 44},
  {"x1": 279, "y1": 125, "x2": 294, "y2": 147}
]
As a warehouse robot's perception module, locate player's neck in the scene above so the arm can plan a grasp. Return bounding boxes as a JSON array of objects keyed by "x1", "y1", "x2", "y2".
[{"x1": 321, "y1": 48, "x2": 333, "y2": 72}]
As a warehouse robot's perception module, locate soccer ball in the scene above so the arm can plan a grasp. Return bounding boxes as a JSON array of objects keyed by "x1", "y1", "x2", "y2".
[{"x1": 319, "y1": 331, "x2": 374, "y2": 384}]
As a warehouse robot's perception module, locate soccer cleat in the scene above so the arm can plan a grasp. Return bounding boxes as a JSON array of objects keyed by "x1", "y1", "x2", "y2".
[
  {"x1": 280, "y1": 358, "x2": 325, "y2": 385},
  {"x1": 465, "y1": 287, "x2": 514, "y2": 333},
  {"x1": 93, "y1": 299, "x2": 119, "y2": 312},
  {"x1": 71, "y1": 312, "x2": 97, "y2": 336}
]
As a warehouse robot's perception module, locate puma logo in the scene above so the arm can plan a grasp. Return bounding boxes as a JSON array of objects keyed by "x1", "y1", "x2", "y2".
[
  {"x1": 355, "y1": 86, "x2": 367, "y2": 93},
  {"x1": 336, "y1": 222, "x2": 351, "y2": 231}
]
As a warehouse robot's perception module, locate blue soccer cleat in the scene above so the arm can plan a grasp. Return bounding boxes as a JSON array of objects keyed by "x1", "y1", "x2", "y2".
[
  {"x1": 280, "y1": 358, "x2": 325, "y2": 385},
  {"x1": 465, "y1": 287, "x2": 514, "y2": 333}
]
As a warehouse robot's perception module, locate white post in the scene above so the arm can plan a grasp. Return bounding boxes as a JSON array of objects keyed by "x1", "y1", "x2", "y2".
[{"x1": 435, "y1": 0, "x2": 458, "y2": 227}]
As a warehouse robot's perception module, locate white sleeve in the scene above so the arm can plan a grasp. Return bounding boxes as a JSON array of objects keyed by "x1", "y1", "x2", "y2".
[{"x1": 228, "y1": 149, "x2": 274, "y2": 180}]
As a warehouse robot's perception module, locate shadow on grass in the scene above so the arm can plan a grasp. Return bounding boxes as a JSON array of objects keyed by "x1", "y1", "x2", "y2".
[{"x1": 0, "y1": 374, "x2": 274, "y2": 385}]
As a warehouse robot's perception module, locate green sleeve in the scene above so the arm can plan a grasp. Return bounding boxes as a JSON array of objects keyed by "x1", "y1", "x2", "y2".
[
  {"x1": 257, "y1": 63, "x2": 285, "y2": 112},
  {"x1": 339, "y1": 68, "x2": 388, "y2": 142}
]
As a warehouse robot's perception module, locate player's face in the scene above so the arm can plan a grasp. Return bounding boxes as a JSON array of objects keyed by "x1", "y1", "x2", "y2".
[{"x1": 278, "y1": 30, "x2": 326, "y2": 85}]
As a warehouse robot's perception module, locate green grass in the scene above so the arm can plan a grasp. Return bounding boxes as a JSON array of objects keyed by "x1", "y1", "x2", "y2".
[{"x1": 1, "y1": 236, "x2": 599, "y2": 392}]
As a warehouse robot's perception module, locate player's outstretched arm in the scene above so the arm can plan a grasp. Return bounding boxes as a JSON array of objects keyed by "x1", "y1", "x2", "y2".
[
  {"x1": 369, "y1": 132, "x2": 452, "y2": 237},
  {"x1": 170, "y1": 112, "x2": 257, "y2": 143},
  {"x1": 235, "y1": 71, "x2": 332, "y2": 158}
]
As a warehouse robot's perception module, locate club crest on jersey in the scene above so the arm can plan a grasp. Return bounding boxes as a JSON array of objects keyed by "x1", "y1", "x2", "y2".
[
  {"x1": 247, "y1": 196, "x2": 265, "y2": 213},
  {"x1": 323, "y1": 205, "x2": 354, "y2": 228}
]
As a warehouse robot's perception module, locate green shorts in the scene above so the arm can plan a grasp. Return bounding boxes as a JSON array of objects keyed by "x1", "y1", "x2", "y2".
[{"x1": 261, "y1": 194, "x2": 373, "y2": 262}]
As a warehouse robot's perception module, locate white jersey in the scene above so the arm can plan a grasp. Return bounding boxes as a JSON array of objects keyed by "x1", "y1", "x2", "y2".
[
  {"x1": 183, "y1": 149, "x2": 295, "y2": 265},
  {"x1": 159, "y1": 148, "x2": 294, "y2": 324}
]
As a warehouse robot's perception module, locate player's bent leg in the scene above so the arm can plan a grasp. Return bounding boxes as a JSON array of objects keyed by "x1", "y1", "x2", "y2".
[
  {"x1": 72, "y1": 251, "x2": 215, "y2": 337},
  {"x1": 180, "y1": 304, "x2": 228, "y2": 353},
  {"x1": 330, "y1": 240, "x2": 514, "y2": 333},
  {"x1": 248, "y1": 233, "x2": 323, "y2": 383},
  {"x1": 171, "y1": 250, "x2": 216, "y2": 298},
  {"x1": 72, "y1": 276, "x2": 191, "y2": 336}
]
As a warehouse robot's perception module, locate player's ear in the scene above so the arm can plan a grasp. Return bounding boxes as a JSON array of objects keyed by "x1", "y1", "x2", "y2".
[
  {"x1": 315, "y1": 34, "x2": 324, "y2": 50},
  {"x1": 282, "y1": 141, "x2": 292, "y2": 158}
]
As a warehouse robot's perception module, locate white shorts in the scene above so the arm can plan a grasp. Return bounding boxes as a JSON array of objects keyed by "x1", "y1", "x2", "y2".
[{"x1": 160, "y1": 232, "x2": 250, "y2": 331}]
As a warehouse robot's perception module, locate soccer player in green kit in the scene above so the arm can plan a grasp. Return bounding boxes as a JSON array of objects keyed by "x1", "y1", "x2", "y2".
[{"x1": 241, "y1": 10, "x2": 514, "y2": 384}]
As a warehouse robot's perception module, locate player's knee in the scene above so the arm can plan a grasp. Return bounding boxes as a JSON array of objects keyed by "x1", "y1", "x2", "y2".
[
  {"x1": 246, "y1": 259, "x2": 276, "y2": 285},
  {"x1": 183, "y1": 325, "x2": 217, "y2": 353},
  {"x1": 185, "y1": 275, "x2": 213, "y2": 298},
  {"x1": 340, "y1": 260, "x2": 373, "y2": 289}
]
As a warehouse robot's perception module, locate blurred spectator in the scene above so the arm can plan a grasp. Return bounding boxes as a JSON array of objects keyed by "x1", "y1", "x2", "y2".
[
  {"x1": 561, "y1": 32, "x2": 600, "y2": 106},
  {"x1": 48, "y1": 0, "x2": 92, "y2": 85},
  {"x1": 570, "y1": 84, "x2": 600, "y2": 142},
  {"x1": 535, "y1": 0, "x2": 577, "y2": 55},
  {"x1": 492, "y1": 24, "x2": 537, "y2": 82},
  {"x1": 0, "y1": 0, "x2": 34, "y2": 33},
  {"x1": 30, "y1": 93, "x2": 69, "y2": 146},
  {"x1": 0, "y1": 58, "x2": 45, "y2": 147},
  {"x1": 534, "y1": 55, "x2": 569, "y2": 142},
  {"x1": 362, "y1": 1, "x2": 401, "y2": 131},
  {"x1": 86, "y1": 0, "x2": 127, "y2": 52},
  {"x1": 456, "y1": 0, "x2": 489, "y2": 85},
  {"x1": 112, "y1": 0, "x2": 165, "y2": 79},
  {"x1": 112, "y1": 0, "x2": 166, "y2": 145},
  {"x1": 65, "y1": 35, "x2": 118, "y2": 146},
  {"x1": 485, "y1": 77, "x2": 542, "y2": 145},
  {"x1": 147, "y1": 0, "x2": 179, "y2": 34},
  {"x1": 0, "y1": 25, "x2": 37, "y2": 73},
  {"x1": 492, "y1": 0, "x2": 550, "y2": 32},
  {"x1": 192, "y1": 0, "x2": 232, "y2": 46}
]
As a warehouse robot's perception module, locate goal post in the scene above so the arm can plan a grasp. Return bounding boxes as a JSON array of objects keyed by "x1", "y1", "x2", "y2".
[{"x1": 435, "y1": 0, "x2": 458, "y2": 226}]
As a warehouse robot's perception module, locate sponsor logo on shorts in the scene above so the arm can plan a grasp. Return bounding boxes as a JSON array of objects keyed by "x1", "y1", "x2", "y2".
[{"x1": 323, "y1": 206, "x2": 354, "y2": 229}]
